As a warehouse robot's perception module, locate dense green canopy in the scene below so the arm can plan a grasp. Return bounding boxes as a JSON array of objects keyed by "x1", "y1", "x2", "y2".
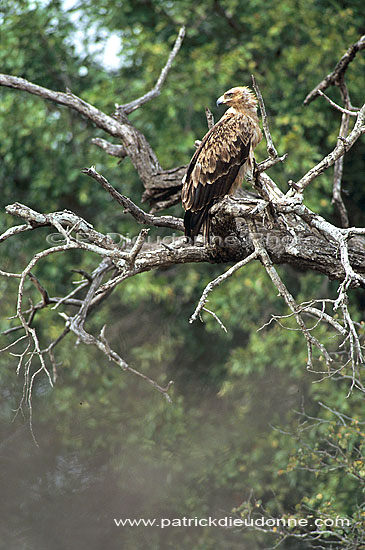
[{"x1": 0, "y1": 1, "x2": 364, "y2": 549}]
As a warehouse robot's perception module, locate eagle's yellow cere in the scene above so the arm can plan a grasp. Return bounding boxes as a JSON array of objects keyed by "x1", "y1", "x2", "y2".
[{"x1": 182, "y1": 86, "x2": 262, "y2": 239}]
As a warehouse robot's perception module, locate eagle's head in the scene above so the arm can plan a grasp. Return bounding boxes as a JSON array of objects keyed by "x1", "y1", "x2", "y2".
[{"x1": 216, "y1": 86, "x2": 258, "y2": 111}]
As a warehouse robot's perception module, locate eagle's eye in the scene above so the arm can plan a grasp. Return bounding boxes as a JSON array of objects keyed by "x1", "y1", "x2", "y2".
[{"x1": 225, "y1": 92, "x2": 234, "y2": 98}]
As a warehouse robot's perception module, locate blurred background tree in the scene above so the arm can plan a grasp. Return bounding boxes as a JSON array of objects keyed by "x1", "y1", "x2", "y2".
[{"x1": 0, "y1": 1, "x2": 364, "y2": 548}]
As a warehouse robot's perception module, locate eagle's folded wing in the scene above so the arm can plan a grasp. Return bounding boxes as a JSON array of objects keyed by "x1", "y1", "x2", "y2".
[{"x1": 182, "y1": 113, "x2": 254, "y2": 238}]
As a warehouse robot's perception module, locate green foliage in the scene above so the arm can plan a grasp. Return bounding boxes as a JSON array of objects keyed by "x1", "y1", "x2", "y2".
[{"x1": 0, "y1": 1, "x2": 364, "y2": 549}]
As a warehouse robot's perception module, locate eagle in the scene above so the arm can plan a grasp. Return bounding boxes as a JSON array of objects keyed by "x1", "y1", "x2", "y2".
[{"x1": 182, "y1": 86, "x2": 262, "y2": 240}]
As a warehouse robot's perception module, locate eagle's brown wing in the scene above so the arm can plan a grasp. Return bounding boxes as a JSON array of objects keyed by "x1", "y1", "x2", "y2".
[{"x1": 182, "y1": 112, "x2": 255, "y2": 239}]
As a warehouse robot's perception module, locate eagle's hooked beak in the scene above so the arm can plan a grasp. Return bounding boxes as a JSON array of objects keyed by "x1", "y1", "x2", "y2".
[{"x1": 216, "y1": 95, "x2": 225, "y2": 107}]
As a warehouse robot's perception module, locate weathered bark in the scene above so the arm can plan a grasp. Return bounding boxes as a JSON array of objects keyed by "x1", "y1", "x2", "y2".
[
  {"x1": 209, "y1": 197, "x2": 365, "y2": 282},
  {"x1": 1, "y1": 32, "x2": 364, "y2": 401}
]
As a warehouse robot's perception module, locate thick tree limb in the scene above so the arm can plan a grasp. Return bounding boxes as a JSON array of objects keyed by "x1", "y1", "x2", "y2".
[
  {"x1": 1, "y1": 34, "x2": 364, "y2": 410},
  {"x1": 0, "y1": 72, "x2": 162, "y2": 189},
  {"x1": 2, "y1": 190, "x2": 364, "y2": 404},
  {"x1": 0, "y1": 64, "x2": 180, "y2": 211},
  {"x1": 0, "y1": 73, "x2": 127, "y2": 137}
]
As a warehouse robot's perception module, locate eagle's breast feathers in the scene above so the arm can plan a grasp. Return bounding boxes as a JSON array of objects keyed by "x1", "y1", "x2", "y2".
[{"x1": 182, "y1": 86, "x2": 262, "y2": 239}]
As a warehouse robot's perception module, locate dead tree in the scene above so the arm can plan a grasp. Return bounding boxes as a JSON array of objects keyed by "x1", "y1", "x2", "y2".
[{"x1": 1, "y1": 29, "x2": 364, "y2": 415}]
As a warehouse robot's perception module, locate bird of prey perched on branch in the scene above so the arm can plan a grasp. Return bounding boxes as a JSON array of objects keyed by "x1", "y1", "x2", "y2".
[{"x1": 182, "y1": 86, "x2": 262, "y2": 240}]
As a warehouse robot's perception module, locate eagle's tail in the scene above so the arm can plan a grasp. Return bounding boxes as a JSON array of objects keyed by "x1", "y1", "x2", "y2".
[{"x1": 184, "y1": 206, "x2": 211, "y2": 242}]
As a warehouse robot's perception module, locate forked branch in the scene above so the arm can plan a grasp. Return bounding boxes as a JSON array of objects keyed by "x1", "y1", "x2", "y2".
[
  {"x1": 304, "y1": 35, "x2": 365, "y2": 105},
  {"x1": 0, "y1": 33, "x2": 364, "y2": 419}
]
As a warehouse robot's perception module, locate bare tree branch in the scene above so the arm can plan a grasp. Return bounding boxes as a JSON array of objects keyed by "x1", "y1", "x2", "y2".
[
  {"x1": 117, "y1": 26, "x2": 186, "y2": 115},
  {"x1": 5, "y1": 202, "x2": 131, "y2": 260},
  {"x1": 0, "y1": 72, "x2": 162, "y2": 192},
  {"x1": 91, "y1": 137, "x2": 127, "y2": 158},
  {"x1": 1, "y1": 33, "x2": 364, "y2": 414},
  {"x1": 82, "y1": 167, "x2": 184, "y2": 231},
  {"x1": 331, "y1": 82, "x2": 351, "y2": 228},
  {"x1": 190, "y1": 251, "x2": 259, "y2": 324},
  {"x1": 256, "y1": 153, "x2": 288, "y2": 174},
  {"x1": 247, "y1": 220, "x2": 332, "y2": 369},
  {"x1": 304, "y1": 35, "x2": 365, "y2": 105},
  {"x1": 289, "y1": 104, "x2": 365, "y2": 193},
  {"x1": 0, "y1": 222, "x2": 36, "y2": 243},
  {"x1": 0, "y1": 73, "x2": 127, "y2": 137},
  {"x1": 59, "y1": 258, "x2": 174, "y2": 401},
  {"x1": 317, "y1": 90, "x2": 357, "y2": 117},
  {"x1": 251, "y1": 75, "x2": 278, "y2": 158},
  {"x1": 205, "y1": 107, "x2": 215, "y2": 130},
  {"x1": 301, "y1": 41, "x2": 365, "y2": 228},
  {"x1": 201, "y1": 307, "x2": 227, "y2": 333}
]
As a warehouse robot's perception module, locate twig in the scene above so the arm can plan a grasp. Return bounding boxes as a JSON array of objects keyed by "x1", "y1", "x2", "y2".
[
  {"x1": 303, "y1": 307, "x2": 346, "y2": 336},
  {"x1": 51, "y1": 279, "x2": 89, "y2": 310},
  {"x1": 331, "y1": 81, "x2": 351, "y2": 228},
  {"x1": 28, "y1": 272, "x2": 50, "y2": 304},
  {"x1": 256, "y1": 153, "x2": 288, "y2": 174},
  {"x1": 0, "y1": 334, "x2": 28, "y2": 353},
  {"x1": 205, "y1": 107, "x2": 215, "y2": 129},
  {"x1": 335, "y1": 236, "x2": 365, "y2": 305},
  {"x1": 91, "y1": 138, "x2": 127, "y2": 158},
  {"x1": 42, "y1": 327, "x2": 70, "y2": 356},
  {"x1": 82, "y1": 166, "x2": 184, "y2": 231},
  {"x1": 251, "y1": 75, "x2": 278, "y2": 158},
  {"x1": 249, "y1": 76, "x2": 286, "y2": 205},
  {"x1": 289, "y1": 104, "x2": 365, "y2": 193},
  {"x1": 69, "y1": 258, "x2": 111, "y2": 330},
  {"x1": 0, "y1": 223, "x2": 35, "y2": 243},
  {"x1": 304, "y1": 35, "x2": 365, "y2": 105},
  {"x1": 190, "y1": 252, "x2": 259, "y2": 324},
  {"x1": 128, "y1": 228, "x2": 150, "y2": 264},
  {"x1": 247, "y1": 221, "x2": 333, "y2": 369},
  {"x1": 117, "y1": 26, "x2": 186, "y2": 115},
  {"x1": 317, "y1": 90, "x2": 357, "y2": 116},
  {"x1": 0, "y1": 268, "x2": 21, "y2": 278},
  {"x1": 70, "y1": 269, "x2": 93, "y2": 282},
  {"x1": 202, "y1": 307, "x2": 227, "y2": 332}
]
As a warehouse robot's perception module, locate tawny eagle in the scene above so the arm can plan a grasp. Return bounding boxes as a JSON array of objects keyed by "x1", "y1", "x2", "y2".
[{"x1": 182, "y1": 86, "x2": 262, "y2": 239}]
